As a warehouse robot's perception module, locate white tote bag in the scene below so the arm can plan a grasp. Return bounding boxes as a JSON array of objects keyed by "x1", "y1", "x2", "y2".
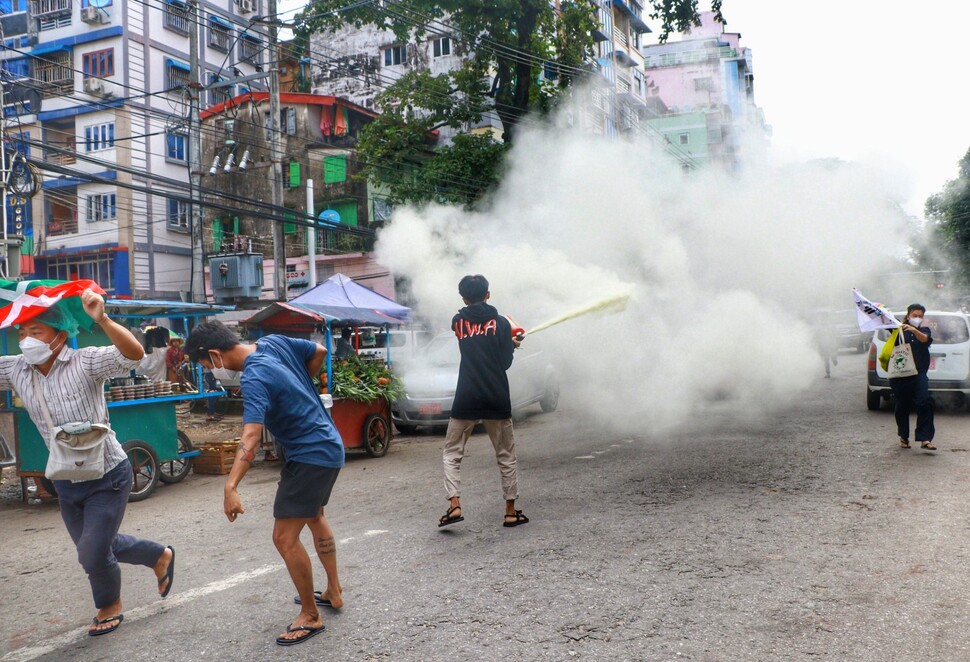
[{"x1": 887, "y1": 331, "x2": 919, "y2": 379}]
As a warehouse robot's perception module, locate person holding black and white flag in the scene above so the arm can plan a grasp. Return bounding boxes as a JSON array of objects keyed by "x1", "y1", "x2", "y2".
[{"x1": 889, "y1": 304, "x2": 936, "y2": 451}]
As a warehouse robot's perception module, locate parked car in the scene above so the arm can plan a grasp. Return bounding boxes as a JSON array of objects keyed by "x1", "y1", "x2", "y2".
[
  {"x1": 866, "y1": 311, "x2": 970, "y2": 410},
  {"x1": 835, "y1": 316, "x2": 871, "y2": 353},
  {"x1": 391, "y1": 331, "x2": 560, "y2": 433},
  {"x1": 356, "y1": 327, "x2": 435, "y2": 364}
]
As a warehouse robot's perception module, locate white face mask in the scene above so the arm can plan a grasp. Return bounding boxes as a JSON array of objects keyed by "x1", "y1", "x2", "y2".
[
  {"x1": 20, "y1": 335, "x2": 62, "y2": 365},
  {"x1": 909, "y1": 317, "x2": 923, "y2": 327},
  {"x1": 209, "y1": 352, "x2": 239, "y2": 382}
]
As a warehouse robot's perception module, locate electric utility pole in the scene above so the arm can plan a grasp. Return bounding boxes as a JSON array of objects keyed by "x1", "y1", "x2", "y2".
[
  {"x1": 268, "y1": 0, "x2": 287, "y2": 301},
  {"x1": 188, "y1": 0, "x2": 206, "y2": 303}
]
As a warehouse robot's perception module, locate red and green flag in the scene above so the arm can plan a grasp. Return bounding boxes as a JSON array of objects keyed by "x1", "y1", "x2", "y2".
[{"x1": 0, "y1": 279, "x2": 105, "y2": 330}]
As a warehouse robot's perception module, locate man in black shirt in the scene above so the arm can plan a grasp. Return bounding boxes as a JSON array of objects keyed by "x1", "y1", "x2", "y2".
[{"x1": 438, "y1": 275, "x2": 528, "y2": 528}]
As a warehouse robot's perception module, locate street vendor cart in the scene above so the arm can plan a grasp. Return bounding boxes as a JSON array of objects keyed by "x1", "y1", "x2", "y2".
[
  {"x1": 243, "y1": 273, "x2": 411, "y2": 458},
  {"x1": 1, "y1": 298, "x2": 232, "y2": 502}
]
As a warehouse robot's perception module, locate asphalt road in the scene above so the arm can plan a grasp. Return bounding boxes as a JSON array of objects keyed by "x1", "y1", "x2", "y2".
[{"x1": 3, "y1": 352, "x2": 970, "y2": 661}]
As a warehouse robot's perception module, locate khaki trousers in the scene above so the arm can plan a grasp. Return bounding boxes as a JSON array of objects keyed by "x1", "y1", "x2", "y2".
[{"x1": 442, "y1": 418, "x2": 518, "y2": 501}]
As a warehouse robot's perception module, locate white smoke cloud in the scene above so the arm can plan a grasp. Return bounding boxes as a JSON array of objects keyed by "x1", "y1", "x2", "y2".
[{"x1": 375, "y1": 96, "x2": 911, "y2": 436}]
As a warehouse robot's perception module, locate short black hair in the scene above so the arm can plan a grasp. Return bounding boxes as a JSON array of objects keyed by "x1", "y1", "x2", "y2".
[
  {"x1": 184, "y1": 320, "x2": 240, "y2": 363},
  {"x1": 458, "y1": 274, "x2": 489, "y2": 302},
  {"x1": 907, "y1": 303, "x2": 926, "y2": 315}
]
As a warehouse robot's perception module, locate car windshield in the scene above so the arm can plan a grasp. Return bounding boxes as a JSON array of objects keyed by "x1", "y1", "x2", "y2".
[
  {"x1": 876, "y1": 314, "x2": 970, "y2": 343},
  {"x1": 421, "y1": 334, "x2": 460, "y2": 366}
]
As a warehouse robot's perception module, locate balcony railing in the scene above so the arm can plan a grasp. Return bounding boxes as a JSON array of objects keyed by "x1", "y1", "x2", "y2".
[
  {"x1": 47, "y1": 150, "x2": 76, "y2": 165},
  {"x1": 32, "y1": 0, "x2": 71, "y2": 16},
  {"x1": 47, "y1": 214, "x2": 78, "y2": 236},
  {"x1": 643, "y1": 45, "x2": 738, "y2": 69}
]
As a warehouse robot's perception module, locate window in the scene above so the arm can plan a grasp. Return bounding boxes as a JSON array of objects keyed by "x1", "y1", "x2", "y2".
[
  {"x1": 167, "y1": 198, "x2": 189, "y2": 229},
  {"x1": 208, "y1": 15, "x2": 232, "y2": 51},
  {"x1": 285, "y1": 162, "x2": 301, "y2": 189},
  {"x1": 1, "y1": 57, "x2": 30, "y2": 79},
  {"x1": 84, "y1": 123, "x2": 115, "y2": 151},
  {"x1": 1, "y1": 0, "x2": 28, "y2": 10},
  {"x1": 165, "y1": 59, "x2": 191, "y2": 90},
  {"x1": 283, "y1": 107, "x2": 296, "y2": 135},
  {"x1": 432, "y1": 37, "x2": 451, "y2": 58},
  {"x1": 81, "y1": 0, "x2": 112, "y2": 6},
  {"x1": 34, "y1": 49, "x2": 73, "y2": 97},
  {"x1": 633, "y1": 70, "x2": 644, "y2": 97},
  {"x1": 82, "y1": 49, "x2": 114, "y2": 78},
  {"x1": 164, "y1": 0, "x2": 190, "y2": 33},
  {"x1": 679, "y1": 133, "x2": 689, "y2": 145},
  {"x1": 41, "y1": 254, "x2": 115, "y2": 291},
  {"x1": 166, "y1": 131, "x2": 186, "y2": 161},
  {"x1": 383, "y1": 45, "x2": 406, "y2": 66},
  {"x1": 323, "y1": 154, "x2": 346, "y2": 184},
  {"x1": 207, "y1": 73, "x2": 233, "y2": 107},
  {"x1": 86, "y1": 193, "x2": 117, "y2": 222},
  {"x1": 239, "y1": 34, "x2": 261, "y2": 64}
]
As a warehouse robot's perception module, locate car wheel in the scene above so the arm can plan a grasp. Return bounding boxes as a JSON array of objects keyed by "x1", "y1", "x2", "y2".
[
  {"x1": 866, "y1": 388, "x2": 882, "y2": 411},
  {"x1": 540, "y1": 377, "x2": 560, "y2": 413}
]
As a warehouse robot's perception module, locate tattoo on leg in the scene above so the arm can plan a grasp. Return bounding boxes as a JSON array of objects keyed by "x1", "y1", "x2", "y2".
[{"x1": 316, "y1": 535, "x2": 335, "y2": 555}]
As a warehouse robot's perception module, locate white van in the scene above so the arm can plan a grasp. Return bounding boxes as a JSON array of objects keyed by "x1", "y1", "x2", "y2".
[{"x1": 866, "y1": 311, "x2": 970, "y2": 410}]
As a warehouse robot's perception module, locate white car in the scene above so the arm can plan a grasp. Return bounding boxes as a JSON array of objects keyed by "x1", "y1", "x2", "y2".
[
  {"x1": 392, "y1": 332, "x2": 560, "y2": 433},
  {"x1": 866, "y1": 310, "x2": 970, "y2": 410}
]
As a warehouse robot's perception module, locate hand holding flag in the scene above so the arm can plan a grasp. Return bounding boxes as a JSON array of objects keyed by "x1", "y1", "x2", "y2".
[
  {"x1": 0, "y1": 279, "x2": 106, "y2": 331},
  {"x1": 852, "y1": 288, "x2": 901, "y2": 332}
]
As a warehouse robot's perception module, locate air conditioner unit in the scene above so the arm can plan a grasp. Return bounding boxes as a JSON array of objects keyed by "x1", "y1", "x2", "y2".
[
  {"x1": 236, "y1": 0, "x2": 255, "y2": 13},
  {"x1": 80, "y1": 6, "x2": 105, "y2": 23},
  {"x1": 83, "y1": 77, "x2": 113, "y2": 98}
]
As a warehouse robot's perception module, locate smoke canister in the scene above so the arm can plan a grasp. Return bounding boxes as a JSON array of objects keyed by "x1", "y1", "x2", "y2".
[{"x1": 505, "y1": 315, "x2": 525, "y2": 339}]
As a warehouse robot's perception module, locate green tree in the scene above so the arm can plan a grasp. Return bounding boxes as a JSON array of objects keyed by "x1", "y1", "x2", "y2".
[
  {"x1": 923, "y1": 148, "x2": 970, "y2": 289},
  {"x1": 297, "y1": 0, "x2": 720, "y2": 205}
]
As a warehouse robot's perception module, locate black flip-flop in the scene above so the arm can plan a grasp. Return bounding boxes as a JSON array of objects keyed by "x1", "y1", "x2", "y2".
[
  {"x1": 276, "y1": 624, "x2": 326, "y2": 646},
  {"x1": 438, "y1": 505, "x2": 464, "y2": 528},
  {"x1": 503, "y1": 510, "x2": 529, "y2": 527},
  {"x1": 293, "y1": 591, "x2": 338, "y2": 608},
  {"x1": 159, "y1": 545, "x2": 175, "y2": 598},
  {"x1": 89, "y1": 614, "x2": 124, "y2": 636}
]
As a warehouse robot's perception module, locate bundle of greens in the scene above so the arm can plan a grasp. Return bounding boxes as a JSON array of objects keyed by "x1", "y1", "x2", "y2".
[{"x1": 329, "y1": 355, "x2": 406, "y2": 403}]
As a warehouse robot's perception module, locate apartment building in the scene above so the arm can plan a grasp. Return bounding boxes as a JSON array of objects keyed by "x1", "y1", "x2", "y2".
[
  {"x1": 641, "y1": 11, "x2": 770, "y2": 170},
  {"x1": 0, "y1": 0, "x2": 267, "y2": 298}
]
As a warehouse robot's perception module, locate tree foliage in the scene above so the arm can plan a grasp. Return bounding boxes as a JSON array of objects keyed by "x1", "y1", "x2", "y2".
[
  {"x1": 297, "y1": 0, "x2": 717, "y2": 205},
  {"x1": 922, "y1": 148, "x2": 970, "y2": 289}
]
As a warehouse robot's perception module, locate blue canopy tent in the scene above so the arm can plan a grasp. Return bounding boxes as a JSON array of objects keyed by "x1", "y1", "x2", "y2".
[{"x1": 244, "y1": 273, "x2": 411, "y2": 388}]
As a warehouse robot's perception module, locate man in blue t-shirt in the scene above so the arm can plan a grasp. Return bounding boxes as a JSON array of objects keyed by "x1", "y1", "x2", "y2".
[{"x1": 185, "y1": 321, "x2": 344, "y2": 647}]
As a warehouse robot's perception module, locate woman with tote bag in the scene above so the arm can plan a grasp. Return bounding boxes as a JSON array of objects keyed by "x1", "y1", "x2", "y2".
[{"x1": 890, "y1": 303, "x2": 936, "y2": 451}]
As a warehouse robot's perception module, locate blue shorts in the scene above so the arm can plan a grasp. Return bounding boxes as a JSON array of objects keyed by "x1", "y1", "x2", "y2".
[{"x1": 273, "y1": 461, "x2": 340, "y2": 519}]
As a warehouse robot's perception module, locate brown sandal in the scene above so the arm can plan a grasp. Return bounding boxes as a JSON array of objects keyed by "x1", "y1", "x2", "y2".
[
  {"x1": 920, "y1": 441, "x2": 937, "y2": 450},
  {"x1": 899, "y1": 438, "x2": 911, "y2": 449}
]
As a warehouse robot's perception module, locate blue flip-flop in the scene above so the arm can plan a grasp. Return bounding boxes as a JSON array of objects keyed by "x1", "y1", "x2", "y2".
[
  {"x1": 276, "y1": 624, "x2": 326, "y2": 646},
  {"x1": 89, "y1": 614, "x2": 124, "y2": 636},
  {"x1": 159, "y1": 546, "x2": 175, "y2": 598}
]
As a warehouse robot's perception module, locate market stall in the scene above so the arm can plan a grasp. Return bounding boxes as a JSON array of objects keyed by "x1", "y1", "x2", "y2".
[
  {"x1": 1, "y1": 298, "x2": 233, "y2": 501},
  {"x1": 243, "y1": 273, "x2": 411, "y2": 457}
]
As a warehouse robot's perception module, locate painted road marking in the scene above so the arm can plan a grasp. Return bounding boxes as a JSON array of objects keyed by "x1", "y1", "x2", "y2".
[
  {"x1": 575, "y1": 455, "x2": 596, "y2": 459},
  {"x1": 5, "y1": 529, "x2": 390, "y2": 661}
]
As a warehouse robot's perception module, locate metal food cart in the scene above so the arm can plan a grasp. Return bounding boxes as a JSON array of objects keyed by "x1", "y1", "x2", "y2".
[
  {"x1": 243, "y1": 274, "x2": 412, "y2": 458},
  {"x1": 0, "y1": 299, "x2": 232, "y2": 501}
]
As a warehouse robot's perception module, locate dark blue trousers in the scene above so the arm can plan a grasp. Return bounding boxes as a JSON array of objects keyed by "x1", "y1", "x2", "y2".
[
  {"x1": 54, "y1": 461, "x2": 165, "y2": 609},
  {"x1": 890, "y1": 373, "x2": 935, "y2": 442}
]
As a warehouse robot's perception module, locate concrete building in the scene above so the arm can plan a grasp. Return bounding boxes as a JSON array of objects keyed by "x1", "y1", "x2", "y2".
[
  {"x1": 641, "y1": 12, "x2": 770, "y2": 169},
  {"x1": 304, "y1": 15, "x2": 502, "y2": 143},
  {"x1": 199, "y1": 91, "x2": 396, "y2": 300},
  {"x1": 1, "y1": 0, "x2": 267, "y2": 297}
]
